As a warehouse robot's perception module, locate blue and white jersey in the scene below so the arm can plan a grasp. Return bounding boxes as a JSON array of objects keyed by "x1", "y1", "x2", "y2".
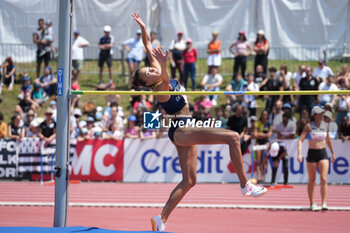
[{"x1": 159, "y1": 79, "x2": 187, "y2": 114}]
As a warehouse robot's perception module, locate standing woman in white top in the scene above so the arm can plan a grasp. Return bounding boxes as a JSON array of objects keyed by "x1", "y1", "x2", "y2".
[
  {"x1": 297, "y1": 106, "x2": 336, "y2": 211},
  {"x1": 229, "y1": 31, "x2": 252, "y2": 79}
]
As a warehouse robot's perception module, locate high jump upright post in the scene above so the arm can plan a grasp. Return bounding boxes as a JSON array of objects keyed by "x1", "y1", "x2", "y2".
[{"x1": 54, "y1": 0, "x2": 72, "y2": 227}]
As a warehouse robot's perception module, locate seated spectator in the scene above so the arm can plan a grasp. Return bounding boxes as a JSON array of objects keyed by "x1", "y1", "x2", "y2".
[
  {"x1": 103, "y1": 100, "x2": 123, "y2": 121},
  {"x1": 193, "y1": 104, "x2": 209, "y2": 121},
  {"x1": 19, "y1": 76, "x2": 32, "y2": 100},
  {"x1": 23, "y1": 109, "x2": 36, "y2": 133},
  {"x1": 0, "y1": 112, "x2": 7, "y2": 138},
  {"x1": 134, "y1": 106, "x2": 144, "y2": 127},
  {"x1": 243, "y1": 73, "x2": 259, "y2": 116},
  {"x1": 2, "y1": 56, "x2": 16, "y2": 90},
  {"x1": 39, "y1": 108, "x2": 56, "y2": 147},
  {"x1": 292, "y1": 64, "x2": 306, "y2": 91},
  {"x1": 240, "y1": 115, "x2": 257, "y2": 154},
  {"x1": 318, "y1": 74, "x2": 338, "y2": 107},
  {"x1": 335, "y1": 93, "x2": 350, "y2": 125},
  {"x1": 215, "y1": 107, "x2": 228, "y2": 128},
  {"x1": 339, "y1": 116, "x2": 350, "y2": 142},
  {"x1": 102, "y1": 105, "x2": 123, "y2": 132},
  {"x1": 50, "y1": 100, "x2": 57, "y2": 120},
  {"x1": 92, "y1": 126, "x2": 103, "y2": 139},
  {"x1": 254, "y1": 64, "x2": 266, "y2": 85},
  {"x1": 275, "y1": 112, "x2": 296, "y2": 139},
  {"x1": 268, "y1": 100, "x2": 283, "y2": 127},
  {"x1": 227, "y1": 104, "x2": 247, "y2": 135},
  {"x1": 298, "y1": 66, "x2": 319, "y2": 114},
  {"x1": 201, "y1": 67, "x2": 222, "y2": 106},
  {"x1": 336, "y1": 64, "x2": 350, "y2": 88},
  {"x1": 86, "y1": 116, "x2": 95, "y2": 138},
  {"x1": 260, "y1": 67, "x2": 283, "y2": 113},
  {"x1": 35, "y1": 66, "x2": 57, "y2": 97},
  {"x1": 77, "y1": 128, "x2": 90, "y2": 142},
  {"x1": 70, "y1": 108, "x2": 82, "y2": 139},
  {"x1": 225, "y1": 73, "x2": 247, "y2": 105},
  {"x1": 133, "y1": 95, "x2": 151, "y2": 114},
  {"x1": 32, "y1": 82, "x2": 45, "y2": 105},
  {"x1": 26, "y1": 119, "x2": 40, "y2": 137},
  {"x1": 296, "y1": 109, "x2": 310, "y2": 136},
  {"x1": 313, "y1": 60, "x2": 334, "y2": 82},
  {"x1": 8, "y1": 114, "x2": 25, "y2": 141},
  {"x1": 276, "y1": 64, "x2": 292, "y2": 87},
  {"x1": 103, "y1": 122, "x2": 123, "y2": 140},
  {"x1": 324, "y1": 111, "x2": 338, "y2": 139},
  {"x1": 194, "y1": 95, "x2": 212, "y2": 119},
  {"x1": 140, "y1": 128, "x2": 156, "y2": 140},
  {"x1": 281, "y1": 103, "x2": 297, "y2": 123},
  {"x1": 124, "y1": 115, "x2": 139, "y2": 139},
  {"x1": 16, "y1": 92, "x2": 39, "y2": 115}
]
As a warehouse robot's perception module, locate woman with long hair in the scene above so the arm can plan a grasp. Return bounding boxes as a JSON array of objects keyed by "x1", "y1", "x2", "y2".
[
  {"x1": 229, "y1": 31, "x2": 252, "y2": 79},
  {"x1": 254, "y1": 30, "x2": 270, "y2": 74},
  {"x1": 298, "y1": 106, "x2": 335, "y2": 211},
  {"x1": 2, "y1": 56, "x2": 16, "y2": 91},
  {"x1": 132, "y1": 12, "x2": 267, "y2": 232}
]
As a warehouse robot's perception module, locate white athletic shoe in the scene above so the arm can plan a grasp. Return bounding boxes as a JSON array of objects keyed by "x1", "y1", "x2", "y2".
[
  {"x1": 151, "y1": 215, "x2": 166, "y2": 232},
  {"x1": 322, "y1": 203, "x2": 328, "y2": 210},
  {"x1": 241, "y1": 181, "x2": 267, "y2": 197},
  {"x1": 310, "y1": 203, "x2": 318, "y2": 211}
]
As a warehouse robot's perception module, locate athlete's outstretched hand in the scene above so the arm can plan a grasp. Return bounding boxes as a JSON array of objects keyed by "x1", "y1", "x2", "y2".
[
  {"x1": 132, "y1": 12, "x2": 145, "y2": 28},
  {"x1": 152, "y1": 48, "x2": 168, "y2": 65}
]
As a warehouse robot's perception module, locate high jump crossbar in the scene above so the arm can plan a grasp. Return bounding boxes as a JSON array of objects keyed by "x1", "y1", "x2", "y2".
[{"x1": 71, "y1": 90, "x2": 350, "y2": 96}]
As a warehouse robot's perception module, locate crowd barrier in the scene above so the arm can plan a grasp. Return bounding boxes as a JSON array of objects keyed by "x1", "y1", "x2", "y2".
[{"x1": 0, "y1": 138, "x2": 349, "y2": 184}]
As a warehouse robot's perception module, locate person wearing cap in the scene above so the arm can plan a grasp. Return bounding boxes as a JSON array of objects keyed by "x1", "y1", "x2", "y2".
[
  {"x1": 72, "y1": 29, "x2": 89, "y2": 82},
  {"x1": 86, "y1": 116, "x2": 95, "y2": 138},
  {"x1": 254, "y1": 29, "x2": 270, "y2": 75},
  {"x1": 77, "y1": 127, "x2": 90, "y2": 142},
  {"x1": 19, "y1": 75, "x2": 32, "y2": 100},
  {"x1": 229, "y1": 31, "x2": 252, "y2": 79},
  {"x1": 23, "y1": 109, "x2": 36, "y2": 132},
  {"x1": 318, "y1": 74, "x2": 338, "y2": 107},
  {"x1": 169, "y1": 30, "x2": 186, "y2": 85},
  {"x1": 50, "y1": 100, "x2": 57, "y2": 120},
  {"x1": 39, "y1": 107, "x2": 56, "y2": 147},
  {"x1": 32, "y1": 81, "x2": 44, "y2": 105},
  {"x1": 298, "y1": 106, "x2": 335, "y2": 211},
  {"x1": 124, "y1": 115, "x2": 139, "y2": 139},
  {"x1": 98, "y1": 25, "x2": 114, "y2": 87},
  {"x1": 183, "y1": 38, "x2": 198, "y2": 91},
  {"x1": 207, "y1": 30, "x2": 222, "y2": 73},
  {"x1": 26, "y1": 119, "x2": 41, "y2": 137},
  {"x1": 35, "y1": 65, "x2": 57, "y2": 97},
  {"x1": 70, "y1": 108, "x2": 82, "y2": 139},
  {"x1": 33, "y1": 18, "x2": 51, "y2": 77},
  {"x1": 323, "y1": 111, "x2": 338, "y2": 139},
  {"x1": 263, "y1": 141, "x2": 289, "y2": 187},
  {"x1": 123, "y1": 29, "x2": 145, "y2": 85},
  {"x1": 312, "y1": 60, "x2": 334, "y2": 83},
  {"x1": 298, "y1": 66, "x2": 320, "y2": 114}
]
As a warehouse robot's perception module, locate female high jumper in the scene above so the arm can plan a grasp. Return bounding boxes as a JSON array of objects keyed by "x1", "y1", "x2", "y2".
[{"x1": 132, "y1": 12, "x2": 267, "y2": 231}]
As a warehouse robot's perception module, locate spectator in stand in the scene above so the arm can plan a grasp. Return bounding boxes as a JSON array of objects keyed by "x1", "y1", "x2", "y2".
[
  {"x1": 70, "y1": 108, "x2": 82, "y2": 140},
  {"x1": 254, "y1": 64, "x2": 266, "y2": 85},
  {"x1": 8, "y1": 114, "x2": 25, "y2": 141},
  {"x1": 77, "y1": 128, "x2": 90, "y2": 141},
  {"x1": 123, "y1": 29, "x2": 145, "y2": 85},
  {"x1": 124, "y1": 115, "x2": 140, "y2": 139},
  {"x1": 19, "y1": 76, "x2": 32, "y2": 100},
  {"x1": 207, "y1": 30, "x2": 222, "y2": 72},
  {"x1": 229, "y1": 31, "x2": 252, "y2": 79},
  {"x1": 194, "y1": 95, "x2": 212, "y2": 119},
  {"x1": 225, "y1": 73, "x2": 247, "y2": 105},
  {"x1": 169, "y1": 31, "x2": 186, "y2": 85},
  {"x1": 36, "y1": 66, "x2": 57, "y2": 97},
  {"x1": 336, "y1": 64, "x2": 350, "y2": 88},
  {"x1": 134, "y1": 106, "x2": 144, "y2": 127},
  {"x1": 293, "y1": 64, "x2": 306, "y2": 91},
  {"x1": 282, "y1": 103, "x2": 297, "y2": 123},
  {"x1": 33, "y1": 18, "x2": 51, "y2": 77},
  {"x1": 324, "y1": 111, "x2": 338, "y2": 139},
  {"x1": 98, "y1": 25, "x2": 114, "y2": 88},
  {"x1": 254, "y1": 30, "x2": 270, "y2": 74},
  {"x1": 0, "y1": 112, "x2": 7, "y2": 138},
  {"x1": 255, "y1": 110, "x2": 273, "y2": 184},
  {"x1": 32, "y1": 82, "x2": 44, "y2": 106},
  {"x1": 240, "y1": 115, "x2": 257, "y2": 154},
  {"x1": 276, "y1": 64, "x2": 292, "y2": 88},
  {"x1": 102, "y1": 105, "x2": 123, "y2": 133},
  {"x1": 201, "y1": 66, "x2": 222, "y2": 106},
  {"x1": 268, "y1": 100, "x2": 284, "y2": 127},
  {"x1": 339, "y1": 116, "x2": 350, "y2": 142},
  {"x1": 313, "y1": 60, "x2": 334, "y2": 83},
  {"x1": 335, "y1": 93, "x2": 350, "y2": 125},
  {"x1": 16, "y1": 92, "x2": 39, "y2": 115},
  {"x1": 260, "y1": 67, "x2": 283, "y2": 113},
  {"x1": 318, "y1": 74, "x2": 338, "y2": 107},
  {"x1": 215, "y1": 107, "x2": 228, "y2": 128},
  {"x1": 227, "y1": 104, "x2": 247, "y2": 137},
  {"x1": 243, "y1": 73, "x2": 259, "y2": 116},
  {"x1": 193, "y1": 104, "x2": 209, "y2": 121},
  {"x1": 298, "y1": 66, "x2": 319, "y2": 114},
  {"x1": 296, "y1": 109, "x2": 310, "y2": 136},
  {"x1": 183, "y1": 38, "x2": 197, "y2": 90},
  {"x1": 103, "y1": 122, "x2": 123, "y2": 140},
  {"x1": 23, "y1": 109, "x2": 36, "y2": 133},
  {"x1": 144, "y1": 31, "x2": 161, "y2": 67},
  {"x1": 86, "y1": 116, "x2": 95, "y2": 138},
  {"x1": 39, "y1": 108, "x2": 56, "y2": 147},
  {"x1": 140, "y1": 128, "x2": 156, "y2": 140},
  {"x1": 2, "y1": 57, "x2": 16, "y2": 90},
  {"x1": 72, "y1": 30, "x2": 89, "y2": 82},
  {"x1": 26, "y1": 119, "x2": 40, "y2": 138},
  {"x1": 50, "y1": 100, "x2": 57, "y2": 121},
  {"x1": 133, "y1": 95, "x2": 151, "y2": 115},
  {"x1": 275, "y1": 112, "x2": 296, "y2": 139}
]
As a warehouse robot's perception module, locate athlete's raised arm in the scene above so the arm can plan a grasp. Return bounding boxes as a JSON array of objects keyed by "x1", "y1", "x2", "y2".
[
  {"x1": 132, "y1": 12, "x2": 161, "y2": 71},
  {"x1": 152, "y1": 48, "x2": 170, "y2": 85}
]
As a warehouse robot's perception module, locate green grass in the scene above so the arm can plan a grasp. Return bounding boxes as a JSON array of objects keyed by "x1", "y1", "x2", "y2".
[{"x1": 0, "y1": 58, "x2": 347, "y2": 123}]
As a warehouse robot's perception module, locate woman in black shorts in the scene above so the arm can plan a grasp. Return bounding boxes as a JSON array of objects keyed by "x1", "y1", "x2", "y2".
[{"x1": 298, "y1": 106, "x2": 335, "y2": 211}]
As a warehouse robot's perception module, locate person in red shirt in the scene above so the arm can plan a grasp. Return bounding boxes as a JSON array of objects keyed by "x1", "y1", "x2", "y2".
[{"x1": 183, "y1": 38, "x2": 197, "y2": 90}]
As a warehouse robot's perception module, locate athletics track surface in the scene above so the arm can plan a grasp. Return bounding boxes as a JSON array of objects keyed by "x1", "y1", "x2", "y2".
[{"x1": 0, "y1": 182, "x2": 349, "y2": 232}]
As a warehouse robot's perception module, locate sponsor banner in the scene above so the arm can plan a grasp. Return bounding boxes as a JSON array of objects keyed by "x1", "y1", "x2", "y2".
[
  {"x1": 123, "y1": 139, "x2": 350, "y2": 184},
  {"x1": 0, "y1": 139, "x2": 18, "y2": 178},
  {"x1": 70, "y1": 139, "x2": 124, "y2": 181}
]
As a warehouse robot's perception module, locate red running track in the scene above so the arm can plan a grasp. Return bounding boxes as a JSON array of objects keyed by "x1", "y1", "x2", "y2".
[{"x1": 0, "y1": 182, "x2": 349, "y2": 232}]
